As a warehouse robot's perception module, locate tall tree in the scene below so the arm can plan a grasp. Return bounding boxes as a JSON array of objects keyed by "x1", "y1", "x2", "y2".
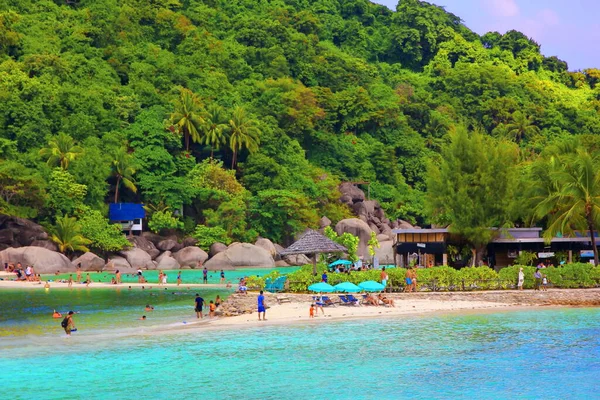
[
  {"x1": 228, "y1": 106, "x2": 260, "y2": 169},
  {"x1": 202, "y1": 104, "x2": 229, "y2": 160},
  {"x1": 39, "y1": 133, "x2": 83, "y2": 170},
  {"x1": 533, "y1": 148, "x2": 600, "y2": 266},
  {"x1": 425, "y1": 127, "x2": 519, "y2": 265},
  {"x1": 112, "y1": 149, "x2": 137, "y2": 203},
  {"x1": 170, "y1": 88, "x2": 205, "y2": 152},
  {"x1": 506, "y1": 111, "x2": 540, "y2": 143},
  {"x1": 50, "y1": 215, "x2": 91, "y2": 254}
]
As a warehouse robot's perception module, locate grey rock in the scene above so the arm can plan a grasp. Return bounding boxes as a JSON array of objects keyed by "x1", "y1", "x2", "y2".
[
  {"x1": 254, "y1": 238, "x2": 277, "y2": 257},
  {"x1": 182, "y1": 237, "x2": 198, "y2": 248},
  {"x1": 106, "y1": 256, "x2": 134, "y2": 273},
  {"x1": 319, "y1": 216, "x2": 332, "y2": 228},
  {"x1": 157, "y1": 239, "x2": 178, "y2": 252},
  {"x1": 338, "y1": 182, "x2": 365, "y2": 203},
  {"x1": 119, "y1": 247, "x2": 154, "y2": 269},
  {"x1": 156, "y1": 255, "x2": 180, "y2": 270},
  {"x1": 0, "y1": 246, "x2": 72, "y2": 273},
  {"x1": 282, "y1": 254, "x2": 311, "y2": 266},
  {"x1": 209, "y1": 242, "x2": 227, "y2": 257},
  {"x1": 30, "y1": 240, "x2": 58, "y2": 252},
  {"x1": 172, "y1": 246, "x2": 209, "y2": 268},
  {"x1": 72, "y1": 252, "x2": 105, "y2": 271},
  {"x1": 335, "y1": 218, "x2": 373, "y2": 258},
  {"x1": 204, "y1": 243, "x2": 274, "y2": 270},
  {"x1": 155, "y1": 251, "x2": 172, "y2": 265}
]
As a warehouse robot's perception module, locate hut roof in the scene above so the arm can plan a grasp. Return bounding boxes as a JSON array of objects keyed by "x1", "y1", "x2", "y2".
[{"x1": 279, "y1": 229, "x2": 347, "y2": 255}]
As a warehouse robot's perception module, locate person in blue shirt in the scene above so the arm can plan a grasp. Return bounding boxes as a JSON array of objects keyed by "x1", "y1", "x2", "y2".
[
  {"x1": 202, "y1": 267, "x2": 208, "y2": 284},
  {"x1": 257, "y1": 290, "x2": 266, "y2": 321},
  {"x1": 321, "y1": 271, "x2": 328, "y2": 283},
  {"x1": 194, "y1": 294, "x2": 204, "y2": 319}
]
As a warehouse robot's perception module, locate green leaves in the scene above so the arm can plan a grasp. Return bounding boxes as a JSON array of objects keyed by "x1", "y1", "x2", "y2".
[
  {"x1": 147, "y1": 210, "x2": 184, "y2": 235},
  {"x1": 50, "y1": 215, "x2": 91, "y2": 254},
  {"x1": 78, "y1": 207, "x2": 130, "y2": 253}
]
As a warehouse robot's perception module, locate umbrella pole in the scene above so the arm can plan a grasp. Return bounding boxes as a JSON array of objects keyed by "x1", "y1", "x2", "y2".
[{"x1": 312, "y1": 253, "x2": 317, "y2": 275}]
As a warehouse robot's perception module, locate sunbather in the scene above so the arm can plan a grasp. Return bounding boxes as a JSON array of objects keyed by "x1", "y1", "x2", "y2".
[
  {"x1": 378, "y1": 294, "x2": 395, "y2": 307},
  {"x1": 364, "y1": 293, "x2": 379, "y2": 306}
]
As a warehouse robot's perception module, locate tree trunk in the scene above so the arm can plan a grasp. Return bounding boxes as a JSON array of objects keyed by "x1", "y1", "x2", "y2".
[
  {"x1": 587, "y1": 218, "x2": 599, "y2": 266},
  {"x1": 312, "y1": 254, "x2": 317, "y2": 275},
  {"x1": 184, "y1": 129, "x2": 190, "y2": 152},
  {"x1": 210, "y1": 147, "x2": 214, "y2": 161},
  {"x1": 231, "y1": 150, "x2": 237, "y2": 169},
  {"x1": 114, "y1": 176, "x2": 121, "y2": 204},
  {"x1": 471, "y1": 246, "x2": 485, "y2": 267}
]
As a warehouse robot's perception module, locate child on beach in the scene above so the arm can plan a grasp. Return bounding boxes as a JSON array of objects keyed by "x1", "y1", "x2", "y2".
[
  {"x1": 177, "y1": 271, "x2": 181, "y2": 286},
  {"x1": 209, "y1": 300, "x2": 216, "y2": 318},
  {"x1": 309, "y1": 304, "x2": 315, "y2": 318},
  {"x1": 542, "y1": 275, "x2": 548, "y2": 291}
]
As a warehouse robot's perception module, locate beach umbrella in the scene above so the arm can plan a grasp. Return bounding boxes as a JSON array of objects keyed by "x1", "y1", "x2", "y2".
[
  {"x1": 358, "y1": 280, "x2": 385, "y2": 292},
  {"x1": 328, "y1": 259, "x2": 352, "y2": 267},
  {"x1": 333, "y1": 282, "x2": 361, "y2": 293},
  {"x1": 308, "y1": 282, "x2": 335, "y2": 292}
]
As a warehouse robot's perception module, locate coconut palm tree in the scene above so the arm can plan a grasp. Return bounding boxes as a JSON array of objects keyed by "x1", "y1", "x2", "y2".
[
  {"x1": 50, "y1": 215, "x2": 91, "y2": 254},
  {"x1": 112, "y1": 149, "x2": 137, "y2": 204},
  {"x1": 39, "y1": 133, "x2": 83, "y2": 170},
  {"x1": 506, "y1": 111, "x2": 540, "y2": 143},
  {"x1": 170, "y1": 88, "x2": 205, "y2": 152},
  {"x1": 228, "y1": 106, "x2": 260, "y2": 169},
  {"x1": 535, "y1": 148, "x2": 600, "y2": 266},
  {"x1": 202, "y1": 104, "x2": 229, "y2": 160}
]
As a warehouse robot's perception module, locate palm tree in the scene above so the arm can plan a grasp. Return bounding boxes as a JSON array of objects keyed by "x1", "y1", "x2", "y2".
[
  {"x1": 170, "y1": 88, "x2": 205, "y2": 152},
  {"x1": 202, "y1": 104, "x2": 229, "y2": 160},
  {"x1": 50, "y1": 215, "x2": 91, "y2": 254},
  {"x1": 506, "y1": 111, "x2": 540, "y2": 143},
  {"x1": 39, "y1": 133, "x2": 83, "y2": 170},
  {"x1": 228, "y1": 106, "x2": 260, "y2": 169},
  {"x1": 112, "y1": 149, "x2": 137, "y2": 204},
  {"x1": 534, "y1": 149, "x2": 600, "y2": 266}
]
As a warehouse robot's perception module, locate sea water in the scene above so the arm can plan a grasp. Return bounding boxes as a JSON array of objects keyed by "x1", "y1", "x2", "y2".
[{"x1": 1, "y1": 289, "x2": 598, "y2": 399}]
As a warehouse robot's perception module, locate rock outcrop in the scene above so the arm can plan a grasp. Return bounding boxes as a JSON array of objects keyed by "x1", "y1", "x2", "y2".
[
  {"x1": 0, "y1": 246, "x2": 72, "y2": 273},
  {"x1": 255, "y1": 238, "x2": 277, "y2": 257},
  {"x1": 106, "y1": 256, "x2": 134, "y2": 272},
  {"x1": 209, "y1": 242, "x2": 228, "y2": 257},
  {"x1": 119, "y1": 247, "x2": 154, "y2": 269},
  {"x1": 156, "y1": 254, "x2": 180, "y2": 270},
  {"x1": 30, "y1": 240, "x2": 58, "y2": 252},
  {"x1": 0, "y1": 215, "x2": 48, "y2": 248},
  {"x1": 335, "y1": 218, "x2": 373, "y2": 258},
  {"x1": 172, "y1": 246, "x2": 209, "y2": 268},
  {"x1": 204, "y1": 243, "x2": 274, "y2": 270},
  {"x1": 374, "y1": 241, "x2": 395, "y2": 265},
  {"x1": 282, "y1": 254, "x2": 311, "y2": 266},
  {"x1": 72, "y1": 252, "x2": 105, "y2": 271},
  {"x1": 128, "y1": 236, "x2": 160, "y2": 259}
]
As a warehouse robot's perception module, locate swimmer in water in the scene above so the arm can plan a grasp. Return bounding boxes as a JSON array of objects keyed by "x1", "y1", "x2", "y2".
[
  {"x1": 44, "y1": 282, "x2": 50, "y2": 289},
  {"x1": 52, "y1": 310, "x2": 62, "y2": 318},
  {"x1": 145, "y1": 304, "x2": 154, "y2": 311},
  {"x1": 139, "y1": 315, "x2": 147, "y2": 320}
]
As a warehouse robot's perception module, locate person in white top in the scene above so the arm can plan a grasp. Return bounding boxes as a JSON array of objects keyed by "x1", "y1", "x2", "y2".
[{"x1": 517, "y1": 267, "x2": 525, "y2": 290}]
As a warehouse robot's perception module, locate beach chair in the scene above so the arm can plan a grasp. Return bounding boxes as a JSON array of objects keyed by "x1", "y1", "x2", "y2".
[
  {"x1": 322, "y1": 296, "x2": 336, "y2": 307},
  {"x1": 339, "y1": 295, "x2": 352, "y2": 305},
  {"x1": 264, "y1": 278, "x2": 273, "y2": 291},
  {"x1": 346, "y1": 294, "x2": 361, "y2": 305}
]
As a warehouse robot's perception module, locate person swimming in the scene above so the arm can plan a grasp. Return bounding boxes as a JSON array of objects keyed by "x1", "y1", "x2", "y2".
[
  {"x1": 145, "y1": 304, "x2": 154, "y2": 311},
  {"x1": 52, "y1": 310, "x2": 62, "y2": 318}
]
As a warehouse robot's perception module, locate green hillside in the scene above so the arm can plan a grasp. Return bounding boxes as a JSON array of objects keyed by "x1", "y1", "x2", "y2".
[{"x1": 1, "y1": 0, "x2": 600, "y2": 250}]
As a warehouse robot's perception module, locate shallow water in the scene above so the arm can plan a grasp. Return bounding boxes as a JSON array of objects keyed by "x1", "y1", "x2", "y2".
[{"x1": 1, "y1": 294, "x2": 599, "y2": 399}]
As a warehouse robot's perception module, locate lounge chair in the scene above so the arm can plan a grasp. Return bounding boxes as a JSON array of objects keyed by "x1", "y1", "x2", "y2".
[
  {"x1": 322, "y1": 296, "x2": 336, "y2": 307},
  {"x1": 338, "y1": 295, "x2": 352, "y2": 306},
  {"x1": 346, "y1": 294, "x2": 361, "y2": 305}
]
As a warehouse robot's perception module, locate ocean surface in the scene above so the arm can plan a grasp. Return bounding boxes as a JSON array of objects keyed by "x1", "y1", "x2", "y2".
[{"x1": 1, "y1": 287, "x2": 599, "y2": 399}]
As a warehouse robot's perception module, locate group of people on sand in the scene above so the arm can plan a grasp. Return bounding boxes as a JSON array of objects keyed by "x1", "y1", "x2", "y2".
[
  {"x1": 4, "y1": 262, "x2": 41, "y2": 282},
  {"x1": 517, "y1": 265, "x2": 549, "y2": 291},
  {"x1": 194, "y1": 293, "x2": 223, "y2": 319},
  {"x1": 404, "y1": 268, "x2": 418, "y2": 292}
]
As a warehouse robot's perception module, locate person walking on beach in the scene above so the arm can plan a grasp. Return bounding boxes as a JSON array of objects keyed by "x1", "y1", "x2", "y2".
[
  {"x1": 380, "y1": 267, "x2": 389, "y2": 288},
  {"x1": 314, "y1": 293, "x2": 325, "y2": 316},
  {"x1": 220, "y1": 270, "x2": 225, "y2": 284},
  {"x1": 76, "y1": 264, "x2": 82, "y2": 283},
  {"x1": 177, "y1": 271, "x2": 182, "y2": 286},
  {"x1": 258, "y1": 290, "x2": 266, "y2": 321},
  {"x1": 85, "y1": 273, "x2": 91, "y2": 287},
  {"x1": 195, "y1": 293, "x2": 204, "y2": 319},
  {"x1": 67, "y1": 274, "x2": 73, "y2": 288},
  {"x1": 115, "y1": 269, "x2": 122, "y2": 284},
  {"x1": 534, "y1": 269, "x2": 542, "y2": 290},
  {"x1": 158, "y1": 270, "x2": 164, "y2": 286},
  {"x1": 62, "y1": 311, "x2": 76, "y2": 337},
  {"x1": 203, "y1": 267, "x2": 208, "y2": 284},
  {"x1": 542, "y1": 274, "x2": 548, "y2": 291},
  {"x1": 517, "y1": 268, "x2": 525, "y2": 290}
]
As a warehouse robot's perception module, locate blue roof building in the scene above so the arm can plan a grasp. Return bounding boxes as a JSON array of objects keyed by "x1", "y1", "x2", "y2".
[{"x1": 109, "y1": 203, "x2": 145, "y2": 233}]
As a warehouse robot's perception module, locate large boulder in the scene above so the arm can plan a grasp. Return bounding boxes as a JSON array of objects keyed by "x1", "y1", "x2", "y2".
[
  {"x1": 129, "y1": 236, "x2": 160, "y2": 259},
  {"x1": 376, "y1": 234, "x2": 390, "y2": 243},
  {"x1": 255, "y1": 238, "x2": 277, "y2": 257},
  {"x1": 106, "y1": 256, "x2": 134, "y2": 273},
  {"x1": 335, "y1": 218, "x2": 373, "y2": 258},
  {"x1": 172, "y1": 246, "x2": 209, "y2": 268},
  {"x1": 154, "y1": 251, "x2": 171, "y2": 265},
  {"x1": 282, "y1": 254, "x2": 311, "y2": 266},
  {"x1": 157, "y1": 239, "x2": 179, "y2": 252},
  {"x1": 380, "y1": 224, "x2": 394, "y2": 240},
  {"x1": 397, "y1": 219, "x2": 414, "y2": 229},
  {"x1": 209, "y1": 242, "x2": 228, "y2": 258},
  {"x1": 273, "y1": 243, "x2": 285, "y2": 261},
  {"x1": 368, "y1": 223, "x2": 380, "y2": 234},
  {"x1": 319, "y1": 216, "x2": 332, "y2": 229},
  {"x1": 204, "y1": 243, "x2": 274, "y2": 270},
  {"x1": 0, "y1": 246, "x2": 72, "y2": 273},
  {"x1": 30, "y1": 240, "x2": 58, "y2": 252},
  {"x1": 119, "y1": 247, "x2": 154, "y2": 269},
  {"x1": 156, "y1": 255, "x2": 180, "y2": 270},
  {"x1": 0, "y1": 215, "x2": 48, "y2": 247},
  {"x1": 275, "y1": 260, "x2": 290, "y2": 267},
  {"x1": 72, "y1": 252, "x2": 105, "y2": 272},
  {"x1": 374, "y1": 240, "x2": 395, "y2": 265},
  {"x1": 338, "y1": 183, "x2": 365, "y2": 203},
  {"x1": 141, "y1": 231, "x2": 163, "y2": 246},
  {"x1": 182, "y1": 237, "x2": 198, "y2": 248}
]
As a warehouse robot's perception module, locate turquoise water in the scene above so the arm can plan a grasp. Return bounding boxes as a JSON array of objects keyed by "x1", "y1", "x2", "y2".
[
  {"x1": 43, "y1": 266, "x2": 299, "y2": 285},
  {"x1": 1, "y1": 294, "x2": 599, "y2": 399}
]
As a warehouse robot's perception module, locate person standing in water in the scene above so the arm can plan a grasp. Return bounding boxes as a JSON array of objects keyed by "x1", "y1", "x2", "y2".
[
  {"x1": 62, "y1": 311, "x2": 76, "y2": 337},
  {"x1": 177, "y1": 271, "x2": 182, "y2": 286},
  {"x1": 257, "y1": 290, "x2": 266, "y2": 321},
  {"x1": 220, "y1": 270, "x2": 225, "y2": 284},
  {"x1": 67, "y1": 274, "x2": 73, "y2": 288},
  {"x1": 76, "y1": 264, "x2": 82, "y2": 283},
  {"x1": 203, "y1": 267, "x2": 208, "y2": 284},
  {"x1": 194, "y1": 293, "x2": 204, "y2": 319},
  {"x1": 115, "y1": 269, "x2": 122, "y2": 284},
  {"x1": 85, "y1": 273, "x2": 91, "y2": 287}
]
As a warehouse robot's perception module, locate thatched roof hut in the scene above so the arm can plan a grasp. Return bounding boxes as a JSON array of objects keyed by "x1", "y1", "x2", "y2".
[{"x1": 280, "y1": 229, "x2": 347, "y2": 274}]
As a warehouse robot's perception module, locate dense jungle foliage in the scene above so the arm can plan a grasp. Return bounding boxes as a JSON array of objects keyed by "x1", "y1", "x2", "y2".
[{"x1": 2, "y1": 0, "x2": 600, "y2": 253}]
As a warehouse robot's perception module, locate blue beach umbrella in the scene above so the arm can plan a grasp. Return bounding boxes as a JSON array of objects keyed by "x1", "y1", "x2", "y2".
[
  {"x1": 334, "y1": 282, "x2": 361, "y2": 293},
  {"x1": 308, "y1": 282, "x2": 335, "y2": 293},
  {"x1": 328, "y1": 259, "x2": 352, "y2": 267},
  {"x1": 358, "y1": 280, "x2": 385, "y2": 292}
]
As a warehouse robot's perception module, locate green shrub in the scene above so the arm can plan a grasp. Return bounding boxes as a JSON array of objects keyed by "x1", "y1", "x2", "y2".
[
  {"x1": 148, "y1": 210, "x2": 184, "y2": 234},
  {"x1": 192, "y1": 225, "x2": 231, "y2": 251}
]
